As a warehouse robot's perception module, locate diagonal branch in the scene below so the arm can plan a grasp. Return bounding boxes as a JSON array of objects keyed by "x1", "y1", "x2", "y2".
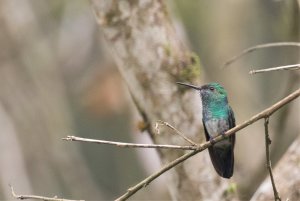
[
  {"x1": 115, "y1": 148, "x2": 202, "y2": 201},
  {"x1": 113, "y1": 88, "x2": 300, "y2": 200},
  {"x1": 222, "y1": 42, "x2": 300, "y2": 68}
]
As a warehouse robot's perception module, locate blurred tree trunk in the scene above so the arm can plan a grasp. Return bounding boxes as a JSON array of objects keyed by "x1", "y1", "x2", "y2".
[
  {"x1": 0, "y1": 0, "x2": 103, "y2": 199},
  {"x1": 250, "y1": 135, "x2": 300, "y2": 201},
  {"x1": 90, "y1": 1, "x2": 235, "y2": 200}
]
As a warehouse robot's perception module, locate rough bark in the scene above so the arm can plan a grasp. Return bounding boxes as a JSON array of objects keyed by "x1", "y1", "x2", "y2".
[
  {"x1": 90, "y1": 0, "x2": 233, "y2": 200},
  {"x1": 250, "y1": 135, "x2": 300, "y2": 201}
]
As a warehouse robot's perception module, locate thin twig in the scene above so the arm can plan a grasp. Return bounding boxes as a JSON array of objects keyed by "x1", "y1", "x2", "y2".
[
  {"x1": 155, "y1": 120, "x2": 197, "y2": 145},
  {"x1": 114, "y1": 88, "x2": 300, "y2": 201},
  {"x1": 10, "y1": 185, "x2": 83, "y2": 201},
  {"x1": 250, "y1": 64, "x2": 300, "y2": 74},
  {"x1": 264, "y1": 118, "x2": 281, "y2": 201},
  {"x1": 222, "y1": 42, "x2": 300, "y2": 68},
  {"x1": 63, "y1": 136, "x2": 196, "y2": 150}
]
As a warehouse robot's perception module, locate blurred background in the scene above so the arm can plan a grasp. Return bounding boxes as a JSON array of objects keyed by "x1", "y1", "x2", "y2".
[{"x1": 0, "y1": 0, "x2": 299, "y2": 200}]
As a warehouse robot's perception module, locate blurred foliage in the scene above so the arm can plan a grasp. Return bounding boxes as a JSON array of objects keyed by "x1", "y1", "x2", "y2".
[
  {"x1": 0, "y1": 0, "x2": 147, "y2": 200},
  {"x1": 0, "y1": 0, "x2": 298, "y2": 200}
]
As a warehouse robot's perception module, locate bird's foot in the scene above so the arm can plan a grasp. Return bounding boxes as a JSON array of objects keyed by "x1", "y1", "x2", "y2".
[
  {"x1": 209, "y1": 137, "x2": 216, "y2": 145},
  {"x1": 220, "y1": 131, "x2": 227, "y2": 138}
]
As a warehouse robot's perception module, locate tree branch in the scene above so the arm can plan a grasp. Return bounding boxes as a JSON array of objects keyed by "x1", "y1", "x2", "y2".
[
  {"x1": 249, "y1": 63, "x2": 300, "y2": 74},
  {"x1": 222, "y1": 42, "x2": 300, "y2": 68},
  {"x1": 264, "y1": 118, "x2": 281, "y2": 201},
  {"x1": 10, "y1": 185, "x2": 83, "y2": 201},
  {"x1": 62, "y1": 136, "x2": 196, "y2": 150},
  {"x1": 115, "y1": 149, "x2": 201, "y2": 201}
]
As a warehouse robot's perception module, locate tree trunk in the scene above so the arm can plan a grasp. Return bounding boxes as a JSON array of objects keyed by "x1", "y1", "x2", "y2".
[{"x1": 90, "y1": 1, "x2": 233, "y2": 200}]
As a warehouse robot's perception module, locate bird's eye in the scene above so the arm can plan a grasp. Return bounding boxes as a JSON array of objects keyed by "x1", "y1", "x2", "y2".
[{"x1": 209, "y1": 87, "x2": 215, "y2": 91}]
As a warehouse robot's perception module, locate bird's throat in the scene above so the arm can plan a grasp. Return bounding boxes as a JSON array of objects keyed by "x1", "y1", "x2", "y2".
[{"x1": 205, "y1": 100, "x2": 228, "y2": 119}]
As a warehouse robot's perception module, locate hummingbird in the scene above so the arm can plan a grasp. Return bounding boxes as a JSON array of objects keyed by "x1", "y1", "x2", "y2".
[{"x1": 177, "y1": 82, "x2": 235, "y2": 179}]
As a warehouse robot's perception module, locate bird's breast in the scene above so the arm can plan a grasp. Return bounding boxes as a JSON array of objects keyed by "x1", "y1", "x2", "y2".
[
  {"x1": 204, "y1": 118, "x2": 232, "y2": 147},
  {"x1": 205, "y1": 118, "x2": 229, "y2": 138}
]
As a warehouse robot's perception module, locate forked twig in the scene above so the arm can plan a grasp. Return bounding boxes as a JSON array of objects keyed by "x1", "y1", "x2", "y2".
[
  {"x1": 155, "y1": 120, "x2": 197, "y2": 145},
  {"x1": 264, "y1": 118, "x2": 281, "y2": 201}
]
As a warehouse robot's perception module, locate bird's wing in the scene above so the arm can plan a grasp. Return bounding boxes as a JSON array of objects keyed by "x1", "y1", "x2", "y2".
[
  {"x1": 228, "y1": 106, "x2": 236, "y2": 128},
  {"x1": 228, "y1": 106, "x2": 236, "y2": 147},
  {"x1": 202, "y1": 119, "x2": 211, "y2": 141}
]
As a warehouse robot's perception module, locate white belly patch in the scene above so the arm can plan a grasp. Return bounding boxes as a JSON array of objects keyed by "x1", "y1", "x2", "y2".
[
  {"x1": 205, "y1": 119, "x2": 232, "y2": 147},
  {"x1": 205, "y1": 119, "x2": 229, "y2": 138}
]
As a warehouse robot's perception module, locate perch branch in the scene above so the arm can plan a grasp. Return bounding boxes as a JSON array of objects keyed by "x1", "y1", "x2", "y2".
[
  {"x1": 114, "y1": 88, "x2": 300, "y2": 201},
  {"x1": 16, "y1": 89, "x2": 299, "y2": 201},
  {"x1": 63, "y1": 136, "x2": 196, "y2": 150},
  {"x1": 249, "y1": 63, "x2": 300, "y2": 74},
  {"x1": 155, "y1": 120, "x2": 197, "y2": 145},
  {"x1": 59, "y1": 89, "x2": 300, "y2": 201},
  {"x1": 10, "y1": 185, "x2": 83, "y2": 201},
  {"x1": 222, "y1": 42, "x2": 300, "y2": 68},
  {"x1": 264, "y1": 118, "x2": 281, "y2": 201}
]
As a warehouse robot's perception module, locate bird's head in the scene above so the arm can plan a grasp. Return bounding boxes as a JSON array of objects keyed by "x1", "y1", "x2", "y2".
[{"x1": 176, "y1": 82, "x2": 228, "y2": 103}]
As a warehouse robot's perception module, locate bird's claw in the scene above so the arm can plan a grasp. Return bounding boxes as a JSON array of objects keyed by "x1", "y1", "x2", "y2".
[{"x1": 209, "y1": 137, "x2": 216, "y2": 145}]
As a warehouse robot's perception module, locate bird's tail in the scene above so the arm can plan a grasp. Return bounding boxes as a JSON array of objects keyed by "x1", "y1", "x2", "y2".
[{"x1": 208, "y1": 142, "x2": 234, "y2": 179}]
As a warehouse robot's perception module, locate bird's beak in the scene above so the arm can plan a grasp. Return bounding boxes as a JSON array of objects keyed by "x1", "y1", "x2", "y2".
[{"x1": 176, "y1": 82, "x2": 201, "y2": 90}]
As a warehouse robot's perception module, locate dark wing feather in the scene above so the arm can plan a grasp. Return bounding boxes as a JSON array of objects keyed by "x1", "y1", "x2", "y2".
[
  {"x1": 202, "y1": 119, "x2": 211, "y2": 142},
  {"x1": 225, "y1": 106, "x2": 236, "y2": 177},
  {"x1": 228, "y1": 106, "x2": 236, "y2": 147}
]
